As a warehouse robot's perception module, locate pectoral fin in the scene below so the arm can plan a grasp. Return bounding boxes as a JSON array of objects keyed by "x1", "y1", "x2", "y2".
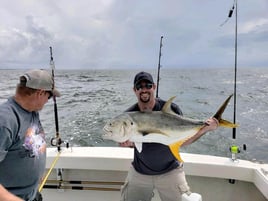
[
  {"x1": 135, "y1": 142, "x2": 143, "y2": 153},
  {"x1": 169, "y1": 141, "x2": 184, "y2": 162}
]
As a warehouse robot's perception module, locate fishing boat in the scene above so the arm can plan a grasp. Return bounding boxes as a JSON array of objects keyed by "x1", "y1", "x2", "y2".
[
  {"x1": 41, "y1": 2, "x2": 268, "y2": 199},
  {"x1": 41, "y1": 146, "x2": 268, "y2": 201}
]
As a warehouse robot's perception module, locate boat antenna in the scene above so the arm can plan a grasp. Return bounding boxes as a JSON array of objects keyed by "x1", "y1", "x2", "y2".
[{"x1": 156, "y1": 36, "x2": 163, "y2": 98}]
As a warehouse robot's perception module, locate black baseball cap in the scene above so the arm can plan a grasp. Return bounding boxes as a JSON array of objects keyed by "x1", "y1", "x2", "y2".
[{"x1": 133, "y1": 71, "x2": 154, "y2": 85}]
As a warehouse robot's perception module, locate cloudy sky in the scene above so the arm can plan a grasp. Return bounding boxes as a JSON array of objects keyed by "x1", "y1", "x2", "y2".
[{"x1": 0, "y1": 0, "x2": 267, "y2": 69}]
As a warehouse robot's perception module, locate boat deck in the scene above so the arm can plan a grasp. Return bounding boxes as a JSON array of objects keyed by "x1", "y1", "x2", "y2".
[{"x1": 42, "y1": 147, "x2": 268, "y2": 201}]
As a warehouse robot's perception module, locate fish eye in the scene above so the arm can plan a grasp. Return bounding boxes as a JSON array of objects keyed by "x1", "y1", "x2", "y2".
[{"x1": 131, "y1": 122, "x2": 133, "y2": 125}]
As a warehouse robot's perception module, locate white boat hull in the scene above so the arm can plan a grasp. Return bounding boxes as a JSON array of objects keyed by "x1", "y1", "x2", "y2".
[{"x1": 42, "y1": 147, "x2": 268, "y2": 201}]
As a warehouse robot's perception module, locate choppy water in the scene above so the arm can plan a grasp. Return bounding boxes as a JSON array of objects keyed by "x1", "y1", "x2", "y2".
[{"x1": 0, "y1": 68, "x2": 268, "y2": 163}]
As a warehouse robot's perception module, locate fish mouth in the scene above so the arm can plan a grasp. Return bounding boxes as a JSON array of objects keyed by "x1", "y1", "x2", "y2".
[
  {"x1": 103, "y1": 126, "x2": 108, "y2": 132},
  {"x1": 102, "y1": 127, "x2": 112, "y2": 137}
]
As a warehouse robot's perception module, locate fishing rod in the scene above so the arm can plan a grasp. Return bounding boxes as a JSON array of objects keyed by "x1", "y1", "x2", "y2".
[
  {"x1": 156, "y1": 36, "x2": 163, "y2": 98},
  {"x1": 224, "y1": 0, "x2": 238, "y2": 140},
  {"x1": 222, "y1": 0, "x2": 246, "y2": 163},
  {"x1": 232, "y1": 0, "x2": 238, "y2": 140},
  {"x1": 50, "y1": 46, "x2": 61, "y2": 148},
  {"x1": 221, "y1": 0, "x2": 237, "y2": 140},
  {"x1": 39, "y1": 47, "x2": 69, "y2": 192},
  {"x1": 228, "y1": 0, "x2": 239, "y2": 162},
  {"x1": 49, "y1": 47, "x2": 70, "y2": 151}
]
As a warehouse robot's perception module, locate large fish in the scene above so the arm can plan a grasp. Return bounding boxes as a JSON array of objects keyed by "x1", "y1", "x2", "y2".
[{"x1": 103, "y1": 95, "x2": 238, "y2": 162}]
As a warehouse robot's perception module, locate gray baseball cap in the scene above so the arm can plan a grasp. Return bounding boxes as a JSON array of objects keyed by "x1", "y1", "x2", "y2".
[{"x1": 21, "y1": 69, "x2": 60, "y2": 97}]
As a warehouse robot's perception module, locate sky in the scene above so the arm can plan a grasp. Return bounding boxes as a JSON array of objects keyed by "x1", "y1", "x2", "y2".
[{"x1": 0, "y1": 0, "x2": 267, "y2": 70}]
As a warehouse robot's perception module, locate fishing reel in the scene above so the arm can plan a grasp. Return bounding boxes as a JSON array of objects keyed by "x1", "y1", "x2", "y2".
[
  {"x1": 51, "y1": 136, "x2": 70, "y2": 152},
  {"x1": 229, "y1": 144, "x2": 247, "y2": 162}
]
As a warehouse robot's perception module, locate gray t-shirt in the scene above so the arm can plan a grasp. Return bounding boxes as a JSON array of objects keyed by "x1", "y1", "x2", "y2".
[{"x1": 0, "y1": 97, "x2": 46, "y2": 201}]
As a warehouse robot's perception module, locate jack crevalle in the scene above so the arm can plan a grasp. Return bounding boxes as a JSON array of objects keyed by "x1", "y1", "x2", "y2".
[{"x1": 103, "y1": 95, "x2": 238, "y2": 162}]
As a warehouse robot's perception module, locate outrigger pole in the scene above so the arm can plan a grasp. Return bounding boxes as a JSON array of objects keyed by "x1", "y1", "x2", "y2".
[{"x1": 156, "y1": 36, "x2": 163, "y2": 98}]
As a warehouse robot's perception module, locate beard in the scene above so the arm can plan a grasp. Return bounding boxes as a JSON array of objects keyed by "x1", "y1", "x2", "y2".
[{"x1": 139, "y1": 92, "x2": 151, "y2": 103}]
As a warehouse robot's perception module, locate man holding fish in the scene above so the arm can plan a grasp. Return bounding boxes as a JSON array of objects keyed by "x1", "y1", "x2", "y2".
[{"x1": 103, "y1": 71, "x2": 238, "y2": 201}]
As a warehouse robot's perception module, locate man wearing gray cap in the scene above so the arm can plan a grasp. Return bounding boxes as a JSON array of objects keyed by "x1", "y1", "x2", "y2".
[
  {"x1": 119, "y1": 71, "x2": 219, "y2": 201},
  {"x1": 0, "y1": 69, "x2": 60, "y2": 201}
]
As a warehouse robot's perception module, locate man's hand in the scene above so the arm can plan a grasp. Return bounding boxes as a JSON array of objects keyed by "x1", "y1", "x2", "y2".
[
  {"x1": 0, "y1": 184, "x2": 24, "y2": 201},
  {"x1": 204, "y1": 117, "x2": 219, "y2": 132},
  {"x1": 119, "y1": 140, "x2": 134, "y2": 148}
]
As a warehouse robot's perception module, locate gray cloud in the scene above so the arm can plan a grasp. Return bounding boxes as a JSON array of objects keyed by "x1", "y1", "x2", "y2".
[{"x1": 0, "y1": 0, "x2": 267, "y2": 69}]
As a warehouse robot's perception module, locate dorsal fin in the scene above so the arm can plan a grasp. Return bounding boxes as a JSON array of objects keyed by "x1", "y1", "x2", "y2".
[{"x1": 162, "y1": 96, "x2": 177, "y2": 115}]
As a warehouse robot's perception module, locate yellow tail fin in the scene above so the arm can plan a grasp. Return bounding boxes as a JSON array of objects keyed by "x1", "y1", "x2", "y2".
[
  {"x1": 213, "y1": 94, "x2": 239, "y2": 128},
  {"x1": 169, "y1": 141, "x2": 184, "y2": 162},
  {"x1": 219, "y1": 119, "x2": 238, "y2": 128}
]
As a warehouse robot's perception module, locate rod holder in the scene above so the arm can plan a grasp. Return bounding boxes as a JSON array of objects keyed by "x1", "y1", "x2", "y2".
[{"x1": 229, "y1": 144, "x2": 246, "y2": 162}]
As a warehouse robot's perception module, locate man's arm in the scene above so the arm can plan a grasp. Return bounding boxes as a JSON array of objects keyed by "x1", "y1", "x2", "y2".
[
  {"x1": 0, "y1": 184, "x2": 23, "y2": 201},
  {"x1": 182, "y1": 117, "x2": 219, "y2": 146}
]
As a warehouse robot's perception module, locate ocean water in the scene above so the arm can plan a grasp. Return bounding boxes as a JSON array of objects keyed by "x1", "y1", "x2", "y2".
[{"x1": 0, "y1": 67, "x2": 267, "y2": 163}]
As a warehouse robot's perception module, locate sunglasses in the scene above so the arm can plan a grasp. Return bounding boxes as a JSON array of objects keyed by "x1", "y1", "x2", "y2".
[
  {"x1": 46, "y1": 91, "x2": 53, "y2": 99},
  {"x1": 135, "y1": 83, "x2": 153, "y2": 90}
]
